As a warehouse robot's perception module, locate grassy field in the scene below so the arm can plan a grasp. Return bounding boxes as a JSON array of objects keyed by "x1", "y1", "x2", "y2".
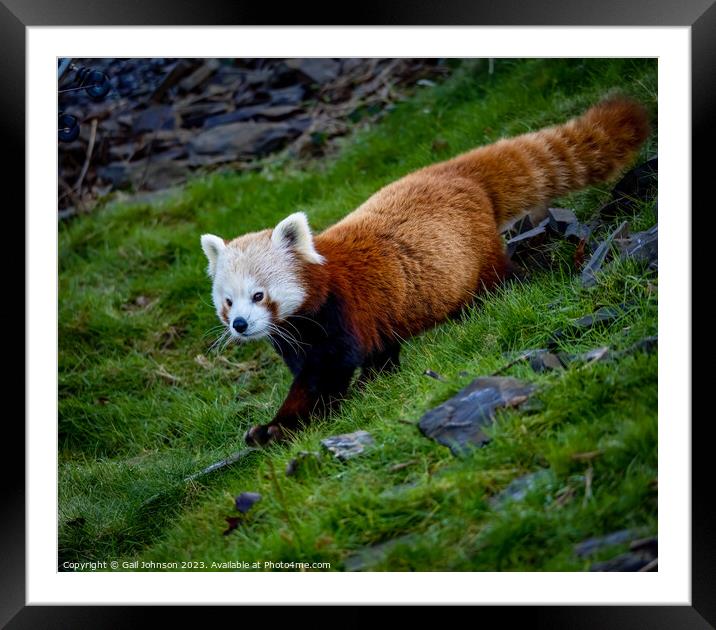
[{"x1": 59, "y1": 58, "x2": 658, "y2": 572}]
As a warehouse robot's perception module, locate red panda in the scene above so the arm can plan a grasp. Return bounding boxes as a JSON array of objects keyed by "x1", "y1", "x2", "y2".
[{"x1": 200, "y1": 97, "x2": 650, "y2": 447}]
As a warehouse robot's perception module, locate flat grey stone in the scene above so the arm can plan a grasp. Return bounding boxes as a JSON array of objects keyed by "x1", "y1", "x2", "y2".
[
  {"x1": 418, "y1": 377, "x2": 536, "y2": 456},
  {"x1": 321, "y1": 430, "x2": 374, "y2": 461},
  {"x1": 547, "y1": 207, "x2": 578, "y2": 234},
  {"x1": 489, "y1": 469, "x2": 554, "y2": 508},
  {"x1": 618, "y1": 224, "x2": 658, "y2": 270},
  {"x1": 581, "y1": 221, "x2": 629, "y2": 287},
  {"x1": 574, "y1": 529, "x2": 636, "y2": 557},
  {"x1": 344, "y1": 535, "x2": 417, "y2": 571}
]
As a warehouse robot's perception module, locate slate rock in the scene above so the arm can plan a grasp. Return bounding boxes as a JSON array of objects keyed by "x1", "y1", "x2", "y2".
[
  {"x1": 599, "y1": 158, "x2": 658, "y2": 219},
  {"x1": 586, "y1": 534, "x2": 657, "y2": 571},
  {"x1": 179, "y1": 59, "x2": 220, "y2": 92},
  {"x1": 285, "y1": 59, "x2": 340, "y2": 84},
  {"x1": 344, "y1": 535, "x2": 417, "y2": 571},
  {"x1": 423, "y1": 369, "x2": 447, "y2": 381},
  {"x1": 235, "y1": 492, "x2": 262, "y2": 514},
  {"x1": 188, "y1": 121, "x2": 303, "y2": 158},
  {"x1": 564, "y1": 221, "x2": 592, "y2": 243},
  {"x1": 509, "y1": 346, "x2": 610, "y2": 373},
  {"x1": 202, "y1": 104, "x2": 302, "y2": 129},
  {"x1": 574, "y1": 529, "x2": 636, "y2": 557},
  {"x1": 572, "y1": 346, "x2": 610, "y2": 364},
  {"x1": 573, "y1": 306, "x2": 625, "y2": 328},
  {"x1": 589, "y1": 550, "x2": 656, "y2": 572},
  {"x1": 617, "y1": 224, "x2": 658, "y2": 270},
  {"x1": 549, "y1": 304, "x2": 632, "y2": 348},
  {"x1": 505, "y1": 218, "x2": 550, "y2": 258},
  {"x1": 489, "y1": 469, "x2": 554, "y2": 508},
  {"x1": 502, "y1": 207, "x2": 550, "y2": 235},
  {"x1": 624, "y1": 336, "x2": 657, "y2": 356},
  {"x1": 270, "y1": 85, "x2": 307, "y2": 106},
  {"x1": 418, "y1": 377, "x2": 536, "y2": 456},
  {"x1": 547, "y1": 207, "x2": 578, "y2": 235},
  {"x1": 581, "y1": 221, "x2": 629, "y2": 287},
  {"x1": 321, "y1": 430, "x2": 374, "y2": 461},
  {"x1": 132, "y1": 105, "x2": 177, "y2": 133},
  {"x1": 529, "y1": 350, "x2": 567, "y2": 372},
  {"x1": 150, "y1": 59, "x2": 199, "y2": 102}
]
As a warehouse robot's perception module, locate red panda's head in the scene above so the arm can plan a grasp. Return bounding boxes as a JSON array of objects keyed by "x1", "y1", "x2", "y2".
[{"x1": 201, "y1": 212, "x2": 325, "y2": 342}]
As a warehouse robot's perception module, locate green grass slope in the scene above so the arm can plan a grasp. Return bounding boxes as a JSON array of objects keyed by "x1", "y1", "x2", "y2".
[{"x1": 59, "y1": 58, "x2": 657, "y2": 571}]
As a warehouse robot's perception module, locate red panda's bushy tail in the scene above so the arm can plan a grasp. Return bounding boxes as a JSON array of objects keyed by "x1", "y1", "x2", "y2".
[{"x1": 442, "y1": 97, "x2": 650, "y2": 228}]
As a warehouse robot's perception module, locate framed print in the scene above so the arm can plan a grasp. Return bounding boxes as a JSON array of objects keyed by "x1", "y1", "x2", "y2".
[{"x1": 6, "y1": 0, "x2": 711, "y2": 625}]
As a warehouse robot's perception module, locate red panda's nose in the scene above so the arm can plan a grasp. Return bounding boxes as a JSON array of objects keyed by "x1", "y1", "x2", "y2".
[{"x1": 232, "y1": 317, "x2": 248, "y2": 333}]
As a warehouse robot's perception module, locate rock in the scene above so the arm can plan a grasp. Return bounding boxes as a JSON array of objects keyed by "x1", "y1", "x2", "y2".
[
  {"x1": 528, "y1": 350, "x2": 567, "y2": 372},
  {"x1": 617, "y1": 224, "x2": 658, "y2": 270},
  {"x1": 202, "y1": 104, "x2": 302, "y2": 129},
  {"x1": 321, "y1": 430, "x2": 374, "y2": 461},
  {"x1": 150, "y1": 59, "x2": 199, "y2": 102},
  {"x1": 489, "y1": 469, "x2": 554, "y2": 507},
  {"x1": 599, "y1": 158, "x2": 658, "y2": 219},
  {"x1": 234, "y1": 492, "x2": 262, "y2": 514},
  {"x1": 572, "y1": 306, "x2": 625, "y2": 329},
  {"x1": 586, "y1": 534, "x2": 657, "y2": 571},
  {"x1": 179, "y1": 59, "x2": 221, "y2": 92},
  {"x1": 547, "y1": 207, "x2": 578, "y2": 235},
  {"x1": 423, "y1": 369, "x2": 447, "y2": 381},
  {"x1": 269, "y1": 85, "x2": 307, "y2": 105},
  {"x1": 344, "y1": 535, "x2": 417, "y2": 571},
  {"x1": 505, "y1": 218, "x2": 550, "y2": 258},
  {"x1": 500, "y1": 346, "x2": 610, "y2": 374},
  {"x1": 501, "y1": 207, "x2": 550, "y2": 236},
  {"x1": 132, "y1": 105, "x2": 177, "y2": 133},
  {"x1": 573, "y1": 346, "x2": 610, "y2": 364},
  {"x1": 574, "y1": 529, "x2": 636, "y2": 557},
  {"x1": 624, "y1": 336, "x2": 657, "y2": 356},
  {"x1": 589, "y1": 550, "x2": 657, "y2": 571},
  {"x1": 564, "y1": 221, "x2": 592, "y2": 243},
  {"x1": 177, "y1": 102, "x2": 231, "y2": 128},
  {"x1": 97, "y1": 156, "x2": 189, "y2": 191},
  {"x1": 188, "y1": 120, "x2": 304, "y2": 159},
  {"x1": 549, "y1": 305, "x2": 632, "y2": 348},
  {"x1": 284, "y1": 59, "x2": 340, "y2": 84},
  {"x1": 418, "y1": 377, "x2": 536, "y2": 456},
  {"x1": 581, "y1": 221, "x2": 629, "y2": 287}
]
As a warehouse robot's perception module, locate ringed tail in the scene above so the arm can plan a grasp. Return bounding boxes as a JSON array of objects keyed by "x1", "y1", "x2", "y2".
[{"x1": 443, "y1": 97, "x2": 651, "y2": 227}]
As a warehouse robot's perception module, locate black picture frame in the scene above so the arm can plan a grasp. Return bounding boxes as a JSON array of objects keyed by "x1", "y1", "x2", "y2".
[{"x1": 6, "y1": 0, "x2": 710, "y2": 625}]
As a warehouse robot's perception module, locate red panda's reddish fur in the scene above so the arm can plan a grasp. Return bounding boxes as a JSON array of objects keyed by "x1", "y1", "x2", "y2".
[
  {"x1": 301, "y1": 98, "x2": 648, "y2": 354},
  {"x1": 244, "y1": 97, "x2": 650, "y2": 445}
]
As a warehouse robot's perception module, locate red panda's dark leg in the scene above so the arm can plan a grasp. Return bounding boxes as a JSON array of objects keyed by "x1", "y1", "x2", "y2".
[
  {"x1": 244, "y1": 361, "x2": 358, "y2": 447},
  {"x1": 358, "y1": 343, "x2": 401, "y2": 387}
]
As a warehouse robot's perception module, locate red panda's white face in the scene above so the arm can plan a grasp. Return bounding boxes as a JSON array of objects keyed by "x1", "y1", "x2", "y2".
[{"x1": 201, "y1": 212, "x2": 324, "y2": 343}]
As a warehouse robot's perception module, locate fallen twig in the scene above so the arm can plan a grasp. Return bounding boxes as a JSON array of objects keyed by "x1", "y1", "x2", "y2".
[{"x1": 184, "y1": 447, "x2": 258, "y2": 482}]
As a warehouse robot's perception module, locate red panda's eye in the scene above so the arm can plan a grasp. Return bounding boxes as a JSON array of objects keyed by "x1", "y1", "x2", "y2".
[
  {"x1": 252, "y1": 292, "x2": 264, "y2": 303},
  {"x1": 226, "y1": 298, "x2": 232, "y2": 307}
]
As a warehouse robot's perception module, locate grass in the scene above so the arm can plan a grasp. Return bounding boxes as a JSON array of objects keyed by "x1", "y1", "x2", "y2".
[{"x1": 59, "y1": 58, "x2": 657, "y2": 571}]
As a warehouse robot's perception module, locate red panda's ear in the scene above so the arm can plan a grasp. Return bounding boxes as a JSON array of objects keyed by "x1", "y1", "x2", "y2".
[
  {"x1": 200, "y1": 234, "x2": 225, "y2": 277},
  {"x1": 271, "y1": 212, "x2": 325, "y2": 265}
]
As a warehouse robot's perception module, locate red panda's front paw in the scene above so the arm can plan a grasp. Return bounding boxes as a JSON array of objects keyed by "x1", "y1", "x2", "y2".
[{"x1": 244, "y1": 423, "x2": 285, "y2": 447}]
